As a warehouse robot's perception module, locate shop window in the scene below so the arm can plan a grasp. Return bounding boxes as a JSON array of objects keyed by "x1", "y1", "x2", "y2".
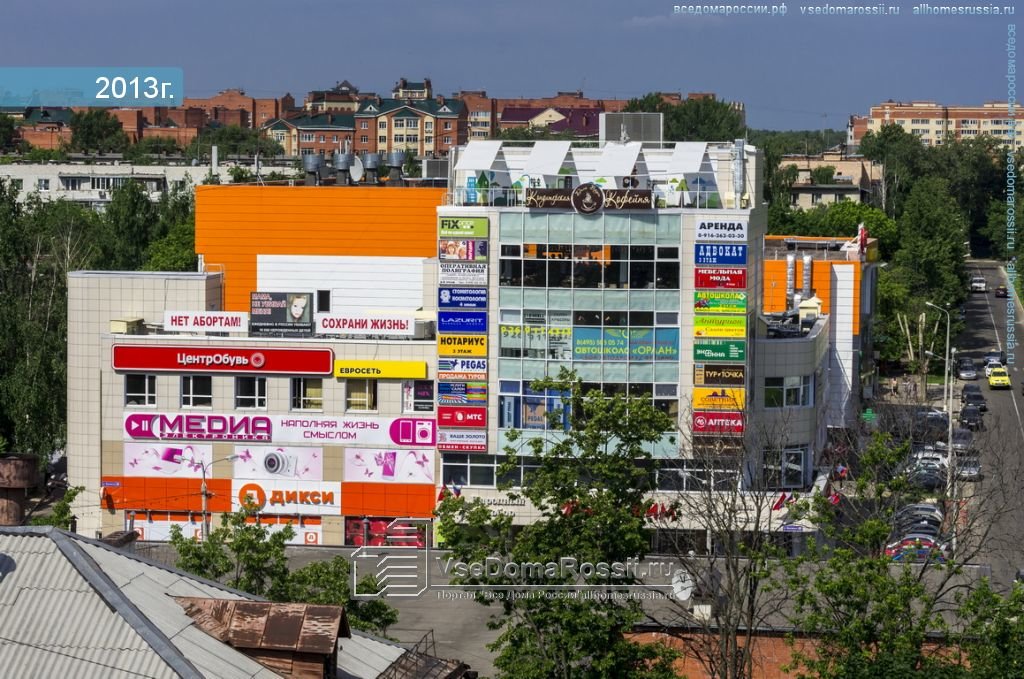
[
  {"x1": 345, "y1": 517, "x2": 426, "y2": 548},
  {"x1": 291, "y1": 377, "x2": 323, "y2": 411},
  {"x1": 764, "y1": 447, "x2": 806, "y2": 489},
  {"x1": 403, "y1": 380, "x2": 434, "y2": 412},
  {"x1": 235, "y1": 376, "x2": 267, "y2": 409},
  {"x1": 181, "y1": 375, "x2": 213, "y2": 408},
  {"x1": 441, "y1": 453, "x2": 496, "y2": 487},
  {"x1": 346, "y1": 379, "x2": 377, "y2": 411},
  {"x1": 125, "y1": 374, "x2": 156, "y2": 406}
]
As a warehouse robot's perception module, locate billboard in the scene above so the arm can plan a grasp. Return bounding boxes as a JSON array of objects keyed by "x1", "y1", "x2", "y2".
[
  {"x1": 440, "y1": 262, "x2": 487, "y2": 286},
  {"x1": 334, "y1": 360, "x2": 427, "y2": 379},
  {"x1": 571, "y1": 327, "x2": 680, "y2": 361},
  {"x1": 163, "y1": 311, "x2": 248, "y2": 333},
  {"x1": 438, "y1": 287, "x2": 487, "y2": 309},
  {"x1": 437, "y1": 357, "x2": 487, "y2": 380},
  {"x1": 249, "y1": 292, "x2": 314, "y2": 335},
  {"x1": 439, "y1": 216, "x2": 489, "y2": 238},
  {"x1": 694, "y1": 315, "x2": 747, "y2": 339},
  {"x1": 438, "y1": 334, "x2": 488, "y2": 357},
  {"x1": 233, "y1": 446, "x2": 324, "y2": 481},
  {"x1": 439, "y1": 239, "x2": 488, "y2": 262},
  {"x1": 112, "y1": 345, "x2": 333, "y2": 375},
  {"x1": 692, "y1": 387, "x2": 746, "y2": 411},
  {"x1": 694, "y1": 267, "x2": 748, "y2": 289},
  {"x1": 315, "y1": 313, "x2": 415, "y2": 336},
  {"x1": 123, "y1": 412, "x2": 437, "y2": 446},
  {"x1": 437, "y1": 430, "x2": 488, "y2": 452},
  {"x1": 437, "y1": 406, "x2": 487, "y2": 428},
  {"x1": 123, "y1": 443, "x2": 212, "y2": 477},
  {"x1": 437, "y1": 381, "x2": 487, "y2": 405},
  {"x1": 694, "y1": 363, "x2": 747, "y2": 386},
  {"x1": 343, "y1": 448, "x2": 435, "y2": 484},
  {"x1": 131, "y1": 517, "x2": 323, "y2": 545},
  {"x1": 234, "y1": 480, "x2": 341, "y2": 516},
  {"x1": 693, "y1": 339, "x2": 746, "y2": 362},
  {"x1": 694, "y1": 291, "x2": 747, "y2": 314},
  {"x1": 695, "y1": 219, "x2": 749, "y2": 242},
  {"x1": 692, "y1": 411, "x2": 745, "y2": 436},
  {"x1": 694, "y1": 243, "x2": 748, "y2": 266},
  {"x1": 437, "y1": 312, "x2": 488, "y2": 334}
]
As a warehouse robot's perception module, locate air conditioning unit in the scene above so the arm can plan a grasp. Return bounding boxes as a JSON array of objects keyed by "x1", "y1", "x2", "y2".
[
  {"x1": 109, "y1": 318, "x2": 145, "y2": 335},
  {"x1": 413, "y1": 319, "x2": 435, "y2": 340}
]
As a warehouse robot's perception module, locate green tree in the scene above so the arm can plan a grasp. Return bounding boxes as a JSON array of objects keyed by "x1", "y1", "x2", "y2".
[
  {"x1": 30, "y1": 486, "x2": 84, "y2": 529},
  {"x1": 123, "y1": 136, "x2": 183, "y2": 163},
  {"x1": 143, "y1": 220, "x2": 197, "y2": 271},
  {"x1": 0, "y1": 114, "x2": 16, "y2": 152},
  {"x1": 101, "y1": 180, "x2": 158, "y2": 270},
  {"x1": 626, "y1": 93, "x2": 745, "y2": 142},
  {"x1": 859, "y1": 124, "x2": 927, "y2": 218},
  {"x1": 286, "y1": 557, "x2": 399, "y2": 635},
  {"x1": 69, "y1": 109, "x2": 129, "y2": 153},
  {"x1": 809, "y1": 165, "x2": 836, "y2": 185},
  {"x1": 434, "y1": 369, "x2": 679, "y2": 678},
  {"x1": 186, "y1": 125, "x2": 283, "y2": 161}
]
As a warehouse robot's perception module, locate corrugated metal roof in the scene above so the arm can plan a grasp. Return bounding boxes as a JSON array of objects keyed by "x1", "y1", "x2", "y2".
[
  {"x1": 0, "y1": 527, "x2": 280, "y2": 679},
  {"x1": 336, "y1": 632, "x2": 406, "y2": 679}
]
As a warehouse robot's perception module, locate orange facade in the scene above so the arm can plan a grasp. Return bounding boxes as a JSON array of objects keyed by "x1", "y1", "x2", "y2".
[
  {"x1": 341, "y1": 482, "x2": 436, "y2": 518},
  {"x1": 101, "y1": 476, "x2": 233, "y2": 513},
  {"x1": 195, "y1": 186, "x2": 446, "y2": 311}
]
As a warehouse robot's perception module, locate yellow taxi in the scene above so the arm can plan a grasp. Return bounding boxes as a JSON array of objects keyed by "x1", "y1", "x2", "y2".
[{"x1": 988, "y1": 367, "x2": 1011, "y2": 389}]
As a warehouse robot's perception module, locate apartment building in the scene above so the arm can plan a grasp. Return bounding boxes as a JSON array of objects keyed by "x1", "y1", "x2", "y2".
[
  {"x1": 182, "y1": 89, "x2": 295, "y2": 129},
  {"x1": 780, "y1": 147, "x2": 882, "y2": 209},
  {"x1": 263, "y1": 114, "x2": 355, "y2": 157},
  {"x1": 852, "y1": 100, "x2": 1021, "y2": 148}
]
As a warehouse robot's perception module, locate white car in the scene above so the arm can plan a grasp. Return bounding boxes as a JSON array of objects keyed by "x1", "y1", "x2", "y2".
[
  {"x1": 971, "y1": 276, "x2": 987, "y2": 292},
  {"x1": 984, "y1": 358, "x2": 1003, "y2": 377}
]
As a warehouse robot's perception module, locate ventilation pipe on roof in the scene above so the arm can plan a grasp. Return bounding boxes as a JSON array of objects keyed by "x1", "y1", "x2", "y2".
[
  {"x1": 802, "y1": 254, "x2": 813, "y2": 299},
  {"x1": 732, "y1": 138, "x2": 745, "y2": 208},
  {"x1": 786, "y1": 253, "x2": 796, "y2": 309}
]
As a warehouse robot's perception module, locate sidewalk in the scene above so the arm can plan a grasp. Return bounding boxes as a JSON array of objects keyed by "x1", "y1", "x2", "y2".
[{"x1": 877, "y1": 376, "x2": 949, "y2": 411}]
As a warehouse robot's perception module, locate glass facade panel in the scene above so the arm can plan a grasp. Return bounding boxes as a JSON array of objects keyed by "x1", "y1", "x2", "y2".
[
  {"x1": 654, "y1": 362, "x2": 682, "y2": 382},
  {"x1": 574, "y1": 215, "x2": 604, "y2": 244},
  {"x1": 603, "y1": 214, "x2": 630, "y2": 244},
  {"x1": 602, "y1": 363, "x2": 628, "y2": 382},
  {"x1": 500, "y1": 212, "x2": 524, "y2": 241},
  {"x1": 655, "y1": 291, "x2": 681, "y2": 310},
  {"x1": 574, "y1": 290, "x2": 604, "y2": 308},
  {"x1": 629, "y1": 363, "x2": 655, "y2": 382},
  {"x1": 547, "y1": 289, "x2": 572, "y2": 308},
  {"x1": 629, "y1": 290, "x2": 656, "y2": 310},
  {"x1": 523, "y1": 214, "x2": 548, "y2": 241},
  {"x1": 604, "y1": 290, "x2": 629, "y2": 310},
  {"x1": 548, "y1": 213, "x2": 573, "y2": 241},
  {"x1": 655, "y1": 214, "x2": 681, "y2": 243},
  {"x1": 499, "y1": 288, "x2": 523, "y2": 307},
  {"x1": 499, "y1": 359, "x2": 522, "y2": 379}
]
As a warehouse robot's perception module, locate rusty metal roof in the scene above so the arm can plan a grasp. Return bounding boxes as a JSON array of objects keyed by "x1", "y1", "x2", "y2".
[{"x1": 177, "y1": 597, "x2": 349, "y2": 656}]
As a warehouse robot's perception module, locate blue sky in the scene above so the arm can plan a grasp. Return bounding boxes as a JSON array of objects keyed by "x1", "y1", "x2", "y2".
[{"x1": 1, "y1": 0, "x2": 1015, "y2": 129}]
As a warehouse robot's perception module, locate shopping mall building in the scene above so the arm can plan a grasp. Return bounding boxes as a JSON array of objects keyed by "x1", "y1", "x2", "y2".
[{"x1": 67, "y1": 141, "x2": 877, "y2": 552}]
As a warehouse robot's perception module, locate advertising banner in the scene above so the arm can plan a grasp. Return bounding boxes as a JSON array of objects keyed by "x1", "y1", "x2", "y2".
[
  {"x1": 693, "y1": 339, "x2": 747, "y2": 362},
  {"x1": 112, "y1": 345, "x2": 333, "y2": 375},
  {"x1": 437, "y1": 358, "x2": 487, "y2": 381},
  {"x1": 694, "y1": 243, "x2": 748, "y2": 266},
  {"x1": 315, "y1": 313, "x2": 415, "y2": 336},
  {"x1": 438, "y1": 287, "x2": 487, "y2": 309},
  {"x1": 440, "y1": 262, "x2": 488, "y2": 286},
  {"x1": 437, "y1": 406, "x2": 487, "y2": 428},
  {"x1": 439, "y1": 216, "x2": 489, "y2": 238},
  {"x1": 233, "y1": 480, "x2": 342, "y2": 516},
  {"x1": 163, "y1": 311, "x2": 248, "y2": 333},
  {"x1": 694, "y1": 267, "x2": 748, "y2": 289},
  {"x1": 695, "y1": 219, "x2": 749, "y2": 242},
  {"x1": 692, "y1": 411, "x2": 745, "y2": 436},
  {"x1": 694, "y1": 291, "x2": 747, "y2": 314},
  {"x1": 123, "y1": 412, "x2": 437, "y2": 446},
  {"x1": 694, "y1": 363, "x2": 747, "y2": 387},
  {"x1": 439, "y1": 239, "x2": 488, "y2": 262},
  {"x1": 130, "y1": 518, "x2": 318, "y2": 544},
  {"x1": 343, "y1": 448, "x2": 435, "y2": 484},
  {"x1": 438, "y1": 334, "x2": 488, "y2": 357},
  {"x1": 249, "y1": 292, "x2": 314, "y2": 335},
  {"x1": 123, "y1": 443, "x2": 212, "y2": 478},
  {"x1": 437, "y1": 311, "x2": 488, "y2": 334},
  {"x1": 334, "y1": 360, "x2": 427, "y2": 379},
  {"x1": 694, "y1": 315, "x2": 747, "y2": 339},
  {"x1": 437, "y1": 430, "x2": 488, "y2": 452},
  {"x1": 232, "y1": 446, "x2": 324, "y2": 481},
  {"x1": 692, "y1": 387, "x2": 746, "y2": 411},
  {"x1": 571, "y1": 327, "x2": 679, "y2": 361},
  {"x1": 437, "y1": 382, "x2": 487, "y2": 405}
]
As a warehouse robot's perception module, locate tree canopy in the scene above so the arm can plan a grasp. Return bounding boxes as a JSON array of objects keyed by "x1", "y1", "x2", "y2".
[
  {"x1": 624, "y1": 93, "x2": 746, "y2": 142},
  {"x1": 69, "y1": 109, "x2": 129, "y2": 153}
]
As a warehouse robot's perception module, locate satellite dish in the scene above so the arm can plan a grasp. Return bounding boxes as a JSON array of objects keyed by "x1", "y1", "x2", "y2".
[
  {"x1": 350, "y1": 155, "x2": 364, "y2": 183},
  {"x1": 671, "y1": 569, "x2": 694, "y2": 601}
]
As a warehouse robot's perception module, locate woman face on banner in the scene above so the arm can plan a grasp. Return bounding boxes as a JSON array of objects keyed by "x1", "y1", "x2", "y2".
[{"x1": 289, "y1": 295, "x2": 308, "y2": 322}]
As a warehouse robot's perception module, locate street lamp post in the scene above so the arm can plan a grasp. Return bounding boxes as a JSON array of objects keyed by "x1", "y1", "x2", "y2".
[
  {"x1": 183, "y1": 454, "x2": 238, "y2": 541},
  {"x1": 925, "y1": 302, "x2": 956, "y2": 554}
]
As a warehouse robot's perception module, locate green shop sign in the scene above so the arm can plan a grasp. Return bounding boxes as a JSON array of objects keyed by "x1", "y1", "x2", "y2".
[
  {"x1": 694, "y1": 291, "x2": 747, "y2": 314},
  {"x1": 693, "y1": 339, "x2": 746, "y2": 362},
  {"x1": 439, "y1": 216, "x2": 489, "y2": 238}
]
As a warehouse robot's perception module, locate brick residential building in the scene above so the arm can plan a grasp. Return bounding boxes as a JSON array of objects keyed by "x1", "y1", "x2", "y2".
[
  {"x1": 303, "y1": 80, "x2": 370, "y2": 113},
  {"x1": 17, "y1": 108, "x2": 73, "y2": 149},
  {"x1": 183, "y1": 89, "x2": 293, "y2": 129},
  {"x1": 352, "y1": 96, "x2": 467, "y2": 157},
  {"x1": 851, "y1": 100, "x2": 1020, "y2": 149},
  {"x1": 263, "y1": 113, "x2": 355, "y2": 157}
]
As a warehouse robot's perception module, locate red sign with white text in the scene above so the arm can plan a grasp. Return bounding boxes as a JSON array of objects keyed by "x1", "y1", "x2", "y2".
[
  {"x1": 692, "y1": 411, "x2": 745, "y2": 436},
  {"x1": 112, "y1": 345, "x2": 333, "y2": 375},
  {"x1": 437, "y1": 406, "x2": 488, "y2": 428},
  {"x1": 694, "y1": 267, "x2": 747, "y2": 290}
]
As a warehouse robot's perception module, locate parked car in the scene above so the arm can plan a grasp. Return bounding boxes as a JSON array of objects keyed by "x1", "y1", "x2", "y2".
[
  {"x1": 956, "y1": 453, "x2": 982, "y2": 482},
  {"x1": 957, "y1": 358, "x2": 978, "y2": 381},
  {"x1": 989, "y1": 367, "x2": 1012, "y2": 389},
  {"x1": 886, "y1": 537, "x2": 948, "y2": 563},
  {"x1": 996, "y1": 285, "x2": 1009, "y2": 298},
  {"x1": 895, "y1": 503, "x2": 944, "y2": 525},
  {"x1": 912, "y1": 410, "x2": 949, "y2": 443},
  {"x1": 985, "y1": 358, "x2": 1004, "y2": 378},
  {"x1": 971, "y1": 276, "x2": 988, "y2": 292},
  {"x1": 934, "y1": 427, "x2": 974, "y2": 455},
  {"x1": 985, "y1": 349, "x2": 1007, "y2": 365},
  {"x1": 963, "y1": 389, "x2": 988, "y2": 411},
  {"x1": 959, "y1": 405, "x2": 984, "y2": 430}
]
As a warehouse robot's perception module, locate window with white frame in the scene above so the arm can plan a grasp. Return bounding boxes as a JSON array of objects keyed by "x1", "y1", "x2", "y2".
[
  {"x1": 424, "y1": 121, "x2": 433, "y2": 130},
  {"x1": 403, "y1": 380, "x2": 434, "y2": 412},
  {"x1": 319, "y1": 135, "x2": 325, "y2": 143},
  {"x1": 332, "y1": 135, "x2": 338, "y2": 142},
  {"x1": 378, "y1": 135, "x2": 386, "y2": 144},
  {"x1": 379, "y1": 120, "x2": 388, "y2": 129},
  {"x1": 763, "y1": 447, "x2": 806, "y2": 489},
  {"x1": 394, "y1": 135, "x2": 405, "y2": 143},
  {"x1": 125, "y1": 374, "x2": 156, "y2": 406},
  {"x1": 300, "y1": 132, "x2": 314, "y2": 142},
  {"x1": 360, "y1": 135, "x2": 369, "y2": 144},
  {"x1": 393, "y1": 119, "x2": 405, "y2": 128},
  {"x1": 443, "y1": 136, "x2": 451, "y2": 145},
  {"x1": 346, "y1": 379, "x2": 377, "y2": 411},
  {"x1": 361, "y1": 121, "x2": 368, "y2": 129},
  {"x1": 764, "y1": 376, "x2": 813, "y2": 408},
  {"x1": 442, "y1": 454, "x2": 543, "y2": 488},
  {"x1": 291, "y1": 377, "x2": 323, "y2": 410},
  {"x1": 37, "y1": 178, "x2": 50, "y2": 191},
  {"x1": 235, "y1": 376, "x2": 267, "y2": 409},
  {"x1": 443, "y1": 121, "x2": 452, "y2": 130},
  {"x1": 181, "y1": 376, "x2": 213, "y2": 408}
]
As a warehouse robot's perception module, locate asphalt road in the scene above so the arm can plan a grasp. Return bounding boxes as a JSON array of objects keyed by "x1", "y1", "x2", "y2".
[{"x1": 953, "y1": 260, "x2": 1024, "y2": 589}]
